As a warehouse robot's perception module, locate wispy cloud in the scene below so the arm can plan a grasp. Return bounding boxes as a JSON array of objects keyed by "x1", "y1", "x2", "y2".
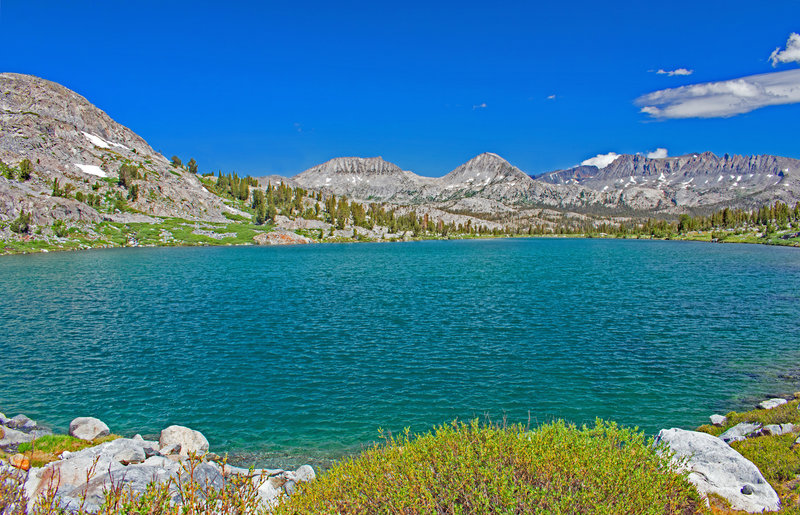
[
  {"x1": 656, "y1": 68, "x2": 693, "y2": 76},
  {"x1": 636, "y1": 69, "x2": 800, "y2": 119},
  {"x1": 646, "y1": 148, "x2": 668, "y2": 158},
  {"x1": 770, "y1": 32, "x2": 800, "y2": 66},
  {"x1": 472, "y1": 102, "x2": 487, "y2": 110},
  {"x1": 546, "y1": 94, "x2": 556, "y2": 100},
  {"x1": 581, "y1": 152, "x2": 620, "y2": 169}
]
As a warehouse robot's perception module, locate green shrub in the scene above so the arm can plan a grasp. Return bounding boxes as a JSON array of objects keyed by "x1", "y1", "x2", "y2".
[
  {"x1": 18, "y1": 159, "x2": 33, "y2": 180},
  {"x1": 52, "y1": 219, "x2": 68, "y2": 238},
  {"x1": 731, "y1": 433, "x2": 800, "y2": 483},
  {"x1": 9, "y1": 211, "x2": 32, "y2": 234},
  {"x1": 118, "y1": 164, "x2": 141, "y2": 189},
  {"x1": 276, "y1": 420, "x2": 702, "y2": 514}
]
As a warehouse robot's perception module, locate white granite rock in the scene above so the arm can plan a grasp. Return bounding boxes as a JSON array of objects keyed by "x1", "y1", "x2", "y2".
[
  {"x1": 69, "y1": 417, "x2": 110, "y2": 441},
  {"x1": 655, "y1": 428, "x2": 780, "y2": 512},
  {"x1": 159, "y1": 425, "x2": 209, "y2": 456}
]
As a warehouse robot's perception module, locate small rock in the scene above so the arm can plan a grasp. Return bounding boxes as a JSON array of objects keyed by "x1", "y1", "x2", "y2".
[
  {"x1": 754, "y1": 424, "x2": 795, "y2": 437},
  {"x1": 758, "y1": 398, "x2": 788, "y2": 410},
  {"x1": 257, "y1": 478, "x2": 284, "y2": 507},
  {"x1": 132, "y1": 434, "x2": 144, "y2": 442},
  {"x1": 204, "y1": 452, "x2": 221, "y2": 462},
  {"x1": 0, "y1": 412, "x2": 9, "y2": 425},
  {"x1": 719, "y1": 422, "x2": 762, "y2": 444},
  {"x1": 159, "y1": 425, "x2": 208, "y2": 457},
  {"x1": 792, "y1": 435, "x2": 800, "y2": 450},
  {"x1": 69, "y1": 417, "x2": 110, "y2": 441},
  {"x1": 159, "y1": 443, "x2": 181, "y2": 456},
  {"x1": 284, "y1": 479, "x2": 296, "y2": 496},
  {"x1": 741, "y1": 485, "x2": 755, "y2": 495},
  {"x1": 113, "y1": 446, "x2": 146, "y2": 465},
  {"x1": 294, "y1": 464, "x2": 316, "y2": 483},
  {"x1": 710, "y1": 414, "x2": 727, "y2": 426},
  {"x1": 9, "y1": 453, "x2": 30, "y2": 471}
]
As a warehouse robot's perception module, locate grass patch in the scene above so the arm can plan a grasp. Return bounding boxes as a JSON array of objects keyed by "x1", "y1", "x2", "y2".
[
  {"x1": 17, "y1": 434, "x2": 119, "y2": 467},
  {"x1": 276, "y1": 419, "x2": 702, "y2": 514}
]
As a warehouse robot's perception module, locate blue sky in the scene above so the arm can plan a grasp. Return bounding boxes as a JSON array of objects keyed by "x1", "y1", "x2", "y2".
[{"x1": 2, "y1": 0, "x2": 799, "y2": 177}]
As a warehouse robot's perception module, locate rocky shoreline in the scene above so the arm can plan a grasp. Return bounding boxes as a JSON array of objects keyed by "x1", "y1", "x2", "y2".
[
  {"x1": 2, "y1": 395, "x2": 800, "y2": 513},
  {"x1": 0, "y1": 413, "x2": 315, "y2": 512}
]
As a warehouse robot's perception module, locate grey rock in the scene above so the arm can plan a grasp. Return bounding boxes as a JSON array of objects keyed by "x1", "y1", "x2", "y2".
[
  {"x1": 113, "y1": 445, "x2": 146, "y2": 465},
  {"x1": 0, "y1": 426, "x2": 34, "y2": 452},
  {"x1": 758, "y1": 398, "x2": 788, "y2": 410},
  {"x1": 69, "y1": 417, "x2": 110, "y2": 441},
  {"x1": 7, "y1": 414, "x2": 37, "y2": 432},
  {"x1": 719, "y1": 422, "x2": 762, "y2": 444},
  {"x1": 284, "y1": 479, "x2": 296, "y2": 496},
  {"x1": 0, "y1": 412, "x2": 9, "y2": 425},
  {"x1": 293, "y1": 464, "x2": 316, "y2": 483},
  {"x1": 159, "y1": 443, "x2": 182, "y2": 456},
  {"x1": 754, "y1": 423, "x2": 795, "y2": 437},
  {"x1": 655, "y1": 428, "x2": 780, "y2": 512},
  {"x1": 159, "y1": 425, "x2": 209, "y2": 457},
  {"x1": 67, "y1": 465, "x2": 173, "y2": 509},
  {"x1": 709, "y1": 414, "x2": 727, "y2": 426}
]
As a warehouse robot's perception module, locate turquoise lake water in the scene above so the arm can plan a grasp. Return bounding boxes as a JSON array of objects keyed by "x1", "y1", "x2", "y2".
[{"x1": 1, "y1": 238, "x2": 800, "y2": 468}]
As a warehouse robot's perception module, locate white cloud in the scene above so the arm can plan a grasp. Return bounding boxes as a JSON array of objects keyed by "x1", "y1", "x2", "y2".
[
  {"x1": 769, "y1": 33, "x2": 800, "y2": 66},
  {"x1": 473, "y1": 102, "x2": 487, "y2": 110},
  {"x1": 646, "y1": 148, "x2": 668, "y2": 159},
  {"x1": 636, "y1": 69, "x2": 800, "y2": 118},
  {"x1": 547, "y1": 94, "x2": 556, "y2": 100},
  {"x1": 581, "y1": 152, "x2": 620, "y2": 169},
  {"x1": 656, "y1": 68, "x2": 693, "y2": 76}
]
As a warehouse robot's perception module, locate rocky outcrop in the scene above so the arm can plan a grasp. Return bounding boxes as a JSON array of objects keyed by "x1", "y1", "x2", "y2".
[
  {"x1": 253, "y1": 230, "x2": 312, "y2": 245},
  {"x1": 68, "y1": 417, "x2": 110, "y2": 441},
  {"x1": 0, "y1": 412, "x2": 51, "y2": 452},
  {"x1": 655, "y1": 428, "x2": 780, "y2": 512}
]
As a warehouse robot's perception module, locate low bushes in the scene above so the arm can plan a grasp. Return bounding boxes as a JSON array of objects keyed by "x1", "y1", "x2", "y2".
[{"x1": 276, "y1": 419, "x2": 702, "y2": 514}]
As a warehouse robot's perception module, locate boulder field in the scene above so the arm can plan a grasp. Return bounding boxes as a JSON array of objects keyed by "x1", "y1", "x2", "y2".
[{"x1": 0, "y1": 414, "x2": 314, "y2": 512}]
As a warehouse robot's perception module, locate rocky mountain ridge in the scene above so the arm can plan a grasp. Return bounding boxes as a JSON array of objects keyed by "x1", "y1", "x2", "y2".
[{"x1": 289, "y1": 150, "x2": 800, "y2": 214}]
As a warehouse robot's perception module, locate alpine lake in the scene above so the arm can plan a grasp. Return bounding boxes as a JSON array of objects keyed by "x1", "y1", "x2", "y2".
[{"x1": 2, "y1": 238, "x2": 799, "y2": 469}]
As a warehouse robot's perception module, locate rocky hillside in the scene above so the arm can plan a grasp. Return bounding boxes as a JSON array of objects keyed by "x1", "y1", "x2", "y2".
[{"x1": 0, "y1": 73, "x2": 236, "y2": 225}]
